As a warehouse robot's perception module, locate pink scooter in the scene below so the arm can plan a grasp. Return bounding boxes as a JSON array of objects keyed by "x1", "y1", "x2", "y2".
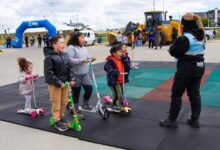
[{"x1": 17, "y1": 74, "x2": 45, "y2": 118}]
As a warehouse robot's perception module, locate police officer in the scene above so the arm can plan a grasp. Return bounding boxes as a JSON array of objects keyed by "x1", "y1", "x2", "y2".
[{"x1": 160, "y1": 13, "x2": 206, "y2": 128}]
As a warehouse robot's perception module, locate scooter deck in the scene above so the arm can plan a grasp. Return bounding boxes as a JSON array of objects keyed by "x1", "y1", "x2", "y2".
[
  {"x1": 17, "y1": 109, "x2": 32, "y2": 114},
  {"x1": 106, "y1": 107, "x2": 121, "y2": 113},
  {"x1": 107, "y1": 106, "x2": 132, "y2": 114},
  {"x1": 78, "y1": 106, "x2": 96, "y2": 113},
  {"x1": 17, "y1": 108, "x2": 45, "y2": 115}
]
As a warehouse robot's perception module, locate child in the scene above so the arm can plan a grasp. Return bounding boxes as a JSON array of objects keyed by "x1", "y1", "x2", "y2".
[
  {"x1": 104, "y1": 45, "x2": 126, "y2": 110},
  {"x1": 44, "y1": 35, "x2": 75, "y2": 132},
  {"x1": 66, "y1": 31, "x2": 96, "y2": 119},
  {"x1": 119, "y1": 43, "x2": 131, "y2": 83},
  {"x1": 17, "y1": 57, "x2": 39, "y2": 113},
  {"x1": 148, "y1": 28, "x2": 155, "y2": 48}
]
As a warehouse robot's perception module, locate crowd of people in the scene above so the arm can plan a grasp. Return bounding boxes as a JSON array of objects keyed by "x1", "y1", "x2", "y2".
[
  {"x1": 24, "y1": 34, "x2": 49, "y2": 48},
  {"x1": 17, "y1": 12, "x2": 207, "y2": 132}
]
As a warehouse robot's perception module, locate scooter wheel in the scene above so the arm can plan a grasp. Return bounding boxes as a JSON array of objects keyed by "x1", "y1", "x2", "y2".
[
  {"x1": 120, "y1": 109, "x2": 128, "y2": 116},
  {"x1": 50, "y1": 117, "x2": 56, "y2": 126},
  {"x1": 75, "y1": 124, "x2": 81, "y2": 132},
  {"x1": 66, "y1": 102, "x2": 73, "y2": 114},
  {"x1": 121, "y1": 111, "x2": 127, "y2": 116},
  {"x1": 99, "y1": 106, "x2": 110, "y2": 120},
  {"x1": 30, "y1": 111, "x2": 37, "y2": 118},
  {"x1": 39, "y1": 107, "x2": 46, "y2": 116}
]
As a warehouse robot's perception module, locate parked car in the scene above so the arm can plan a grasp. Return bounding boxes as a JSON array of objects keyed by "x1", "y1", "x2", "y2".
[{"x1": 204, "y1": 28, "x2": 214, "y2": 40}]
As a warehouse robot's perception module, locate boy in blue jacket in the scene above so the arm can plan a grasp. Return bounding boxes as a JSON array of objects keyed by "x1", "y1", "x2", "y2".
[{"x1": 104, "y1": 45, "x2": 126, "y2": 110}]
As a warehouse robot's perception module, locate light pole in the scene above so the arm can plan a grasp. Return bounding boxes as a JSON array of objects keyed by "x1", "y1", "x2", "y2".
[
  {"x1": 76, "y1": 14, "x2": 78, "y2": 24},
  {"x1": 153, "y1": 0, "x2": 155, "y2": 10},
  {"x1": 207, "y1": 0, "x2": 211, "y2": 27},
  {"x1": 163, "y1": 0, "x2": 164, "y2": 12},
  {"x1": 7, "y1": 28, "x2": 10, "y2": 35},
  {"x1": 2, "y1": 25, "x2": 4, "y2": 40}
]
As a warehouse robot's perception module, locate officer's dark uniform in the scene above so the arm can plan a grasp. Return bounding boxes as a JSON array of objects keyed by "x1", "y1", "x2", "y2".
[{"x1": 160, "y1": 13, "x2": 206, "y2": 128}]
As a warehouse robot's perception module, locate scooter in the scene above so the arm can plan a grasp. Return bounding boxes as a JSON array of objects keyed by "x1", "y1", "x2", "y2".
[
  {"x1": 106, "y1": 72, "x2": 132, "y2": 115},
  {"x1": 17, "y1": 74, "x2": 45, "y2": 118},
  {"x1": 66, "y1": 59, "x2": 110, "y2": 120},
  {"x1": 50, "y1": 82, "x2": 81, "y2": 132}
]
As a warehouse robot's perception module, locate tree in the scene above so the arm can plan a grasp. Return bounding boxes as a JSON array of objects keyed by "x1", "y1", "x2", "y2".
[
  {"x1": 202, "y1": 17, "x2": 215, "y2": 27},
  {"x1": 201, "y1": 17, "x2": 208, "y2": 27}
]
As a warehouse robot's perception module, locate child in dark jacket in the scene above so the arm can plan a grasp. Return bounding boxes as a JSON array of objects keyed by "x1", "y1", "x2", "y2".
[
  {"x1": 119, "y1": 43, "x2": 131, "y2": 83},
  {"x1": 148, "y1": 29, "x2": 155, "y2": 48},
  {"x1": 44, "y1": 35, "x2": 75, "y2": 132},
  {"x1": 104, "y1": 45, "x2": 126, "y2": 110}
]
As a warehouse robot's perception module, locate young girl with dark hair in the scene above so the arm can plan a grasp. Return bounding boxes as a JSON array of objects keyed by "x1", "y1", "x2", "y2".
[
  {"x1": 17, "y1": 57, "x2": 39, "y2": 113},
  {"x1": 66, "y1": 31, "x2": 96, "y2": 119}
]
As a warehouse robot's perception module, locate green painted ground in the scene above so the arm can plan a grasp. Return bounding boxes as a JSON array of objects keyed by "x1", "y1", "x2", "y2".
[
  {"x1": 201, "y1": 70, "x2": 220, "y2": 107},
  {"x1": 93, "y1": 68, "x2": 176, "y2": 99}
]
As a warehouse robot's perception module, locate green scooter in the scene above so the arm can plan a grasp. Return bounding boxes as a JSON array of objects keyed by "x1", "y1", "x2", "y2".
[{"x1": 50, "y1": 82, "x2": 81, "y2": 132}]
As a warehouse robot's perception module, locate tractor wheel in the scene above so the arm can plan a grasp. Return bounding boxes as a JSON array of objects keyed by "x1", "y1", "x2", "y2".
[{"x1": 159, "y1": 31, "x2": 167, "y2": 46}]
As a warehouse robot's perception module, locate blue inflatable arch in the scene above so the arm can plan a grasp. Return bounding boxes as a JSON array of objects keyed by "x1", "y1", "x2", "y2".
[{"x1": 15, "y1": 19, "x2": 57, "y2": 48}]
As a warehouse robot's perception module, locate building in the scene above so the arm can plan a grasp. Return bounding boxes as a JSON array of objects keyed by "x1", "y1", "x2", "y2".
[{"x1": 194, "y1": 8, "x2": 220, "y2": 27}]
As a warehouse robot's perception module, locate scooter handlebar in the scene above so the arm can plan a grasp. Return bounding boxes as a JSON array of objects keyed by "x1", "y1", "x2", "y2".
[
  {"x1": 64, "y1": 81, "x2": 70, "y2": 87},
  {"x1": 25, "y1": 74, "x2": 39, "y2": 80}
]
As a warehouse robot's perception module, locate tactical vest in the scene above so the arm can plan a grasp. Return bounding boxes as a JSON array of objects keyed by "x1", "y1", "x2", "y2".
[{"x1": 183, "y1": 33, "x2": 206, "y2": 56}]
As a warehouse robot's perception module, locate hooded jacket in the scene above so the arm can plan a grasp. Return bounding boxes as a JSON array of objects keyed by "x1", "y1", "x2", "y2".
[
  {"x1": 18, "y1": 71, "x2": 33, "y2": 95},
  {"x1": 66, "y1": 45, "x2": 91, "y2": 76},
  {"x1": 121, "y1": 53, "x2": 131, "y2": 82},
  {"x1": 44, "y1": 47, "x2": 74, "y2": 88},
  {"x1": 104, "y1": 56, "x2": 126, "y2": 86}
]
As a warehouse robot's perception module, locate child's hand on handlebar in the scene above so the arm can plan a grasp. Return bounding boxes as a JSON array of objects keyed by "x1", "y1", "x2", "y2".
[
  {"x1": 61, "y1": 83, "x2": 66, "y2": 88},
  {"x1": 70, "y1": 81, "x2": 75, "y2": 86},
  {"x1": 91, "y1": 57, "x2": 96, "y2": 62},
  {"x1": 120, "y1": 72, "x2": 127, "y2": 75},
  {"x1": 33, "y1": 74, "x2": 39, "y2": 79},
  {"x1": 83, "y1": 59, "x2": 89, "y2": 63}
]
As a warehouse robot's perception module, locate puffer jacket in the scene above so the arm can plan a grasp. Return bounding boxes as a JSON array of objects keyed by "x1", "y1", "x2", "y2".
[
  {"x1": 104, "y1": 56, "x2": 127, "y2": 86},
  {"x1": 44, "y1": 47, "x2": 75, "y2": 88},
  {"x1": 121, "y1": 53, "x2": 130, "y2": 82},
  {"x1": 18, "y1": 71, "x2": 33, "y2": 95}
]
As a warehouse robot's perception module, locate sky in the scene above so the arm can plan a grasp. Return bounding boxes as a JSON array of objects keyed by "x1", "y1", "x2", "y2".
[{"x1": 0, "y1": 0, "x2": 219, "y2": 33}]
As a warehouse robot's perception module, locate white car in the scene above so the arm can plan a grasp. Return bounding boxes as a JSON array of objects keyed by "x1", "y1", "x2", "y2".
[
  {"x1": 80, "y1": 30, "x2": 96, "y2": 46},
  {"x1": 204, "y1": 28, "x2": 214, "y2": 40}
]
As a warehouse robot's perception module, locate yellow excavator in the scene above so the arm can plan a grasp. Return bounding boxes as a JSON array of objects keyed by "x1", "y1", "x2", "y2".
[{"x1": 108, "y1": 10, "x2": 182, "y2": 45}]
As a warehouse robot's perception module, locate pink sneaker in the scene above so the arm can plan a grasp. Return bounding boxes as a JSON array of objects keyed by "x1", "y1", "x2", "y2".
[{"x1": 102, "y1": 96, "x2": 112, "y2": 104}]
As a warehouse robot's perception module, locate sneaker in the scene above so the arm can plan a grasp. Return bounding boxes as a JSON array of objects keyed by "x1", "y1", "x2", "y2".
[
  {"x1": 54, "y1": 121, "x2": 68, "y2": 132},
  {"x1": 60, "y1": 118, "x2": 70, "y2": 127},
  {"x1": 187, "y1": 118, "x2": 200, "y2": 128},
  {"x1": 24, "y1": 108, "x2": 32, "y2": 113},
  {"x1": 81, "y1": 103, "x2": 93, "y2": 110},
  {"x1": 159, "y1": 118, "x2": 178, "y2": 128},
  {"x1": 76, "y1": 110, "x2": 85, "y2": 120},
  {"x1": 111, "y1": 105, "x2": 121, "y2": 110}
]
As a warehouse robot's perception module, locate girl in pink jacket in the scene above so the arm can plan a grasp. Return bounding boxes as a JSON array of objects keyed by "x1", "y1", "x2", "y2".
[{"x1": 17, "y1": 57, "x2": 38, "y2": 113}]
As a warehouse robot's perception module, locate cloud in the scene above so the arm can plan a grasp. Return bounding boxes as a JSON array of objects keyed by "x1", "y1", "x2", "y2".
[{"x1": 0, "y1": 0, "x2": 219, "y2": 33}]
